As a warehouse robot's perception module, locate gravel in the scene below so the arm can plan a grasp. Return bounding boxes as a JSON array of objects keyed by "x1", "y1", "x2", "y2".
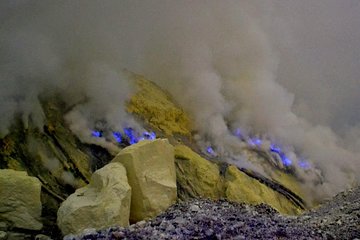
[{"x1": 66, "y1": 187, "x2": 360, "y2": 240}]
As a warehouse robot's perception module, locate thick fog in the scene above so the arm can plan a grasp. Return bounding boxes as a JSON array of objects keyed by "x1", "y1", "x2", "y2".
[{"x1": 0, "y1": 0, "x2": 359, "y2": 200}]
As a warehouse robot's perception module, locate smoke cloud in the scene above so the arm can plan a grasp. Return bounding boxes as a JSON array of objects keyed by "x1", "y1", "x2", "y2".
[
  {"x1": 1, "y1": 0, "x2": 359, "y2": 200},
  {"x1": 0, "y1": 1, "x2": 136, "y2": 139}
]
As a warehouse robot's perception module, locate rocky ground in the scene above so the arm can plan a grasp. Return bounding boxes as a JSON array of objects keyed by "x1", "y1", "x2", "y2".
[{"x1": 64, "y1": 187, "x2": 360, "y2": 240}]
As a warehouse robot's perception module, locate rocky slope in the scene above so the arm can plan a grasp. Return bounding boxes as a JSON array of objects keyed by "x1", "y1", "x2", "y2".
[
  {"x1": 0, "y1": 73, "x2": 332, "y2": 239},
  {"x1": 68, "y1": 186, "x2": 360, "y2": 240}
]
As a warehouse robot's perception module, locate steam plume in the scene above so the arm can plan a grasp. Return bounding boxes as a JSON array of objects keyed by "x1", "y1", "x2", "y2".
[{"x1": 1, "y1": 0, "x2": 359, "y2": 200}]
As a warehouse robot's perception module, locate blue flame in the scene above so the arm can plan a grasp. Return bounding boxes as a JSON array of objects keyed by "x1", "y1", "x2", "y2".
[
  {"x1": 253, "y1": 138, "x2": 262, "y2": 146},
  {"x1": 123, "y1": 128, "x2": 157, "y2": 145},
  {"x1": 123, "y1": 128, "x2": 138, "y2": 145},
  {"x1": 231, "y1": 128, "x2": 312, "y2": 169},
  {"x1": 249, "y1": 137, "x2": 262, "y2": 146},
  {"x1": 270, "y1": 144, "x2": 281, "y2": 154},
  {"x1": 207, "y1": 146, "x2": 215, "y2": 155},
  {"x1": 112, "y1": 132, "x2": 122, "y2": 143},
  {"x1": 234, "y1": 128, "x2": 243, "y2": 138},
  {"x1": 91, "y1": 127, "x2": 156, "y2": 145},
  {"x1": 298, "y1": 159, "x2": 311, "y2": 169},
  {"x1": 281, "y1": 155, "x2": 292, "y2": 167},
  {"x1": 142, "y1": 131, "x2": 156, "y2": 140},
  {"x1": 270, "y1": 144, "x2": 292, "y2": 167},
  {"x1": 92, "y1": 131, "x2": 102, "y2": 137}
]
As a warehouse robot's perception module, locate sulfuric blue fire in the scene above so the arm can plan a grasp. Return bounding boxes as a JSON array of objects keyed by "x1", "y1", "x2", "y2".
[
  {"x1": 298, "y1": 159, "x2": 311, "y2": 170},
  {"x1": 204, "y1": 126, "x2": 310, "y2": 169},
  {"x1": 112, "y1": 132, "x2": 122, "y2": 143},
  {"x1": 281, "y1": 155, "x2": 292, "y2": 167},
  {"x1": 123, "y1": 128, "x2": 138, "y2": 145},
  {"x1": 234, "y1": 128, "x2": 243, "y2": 139},
  {"x1": 206, "y1": 146, "x2": 215, "y2": 155},
  {"x1": 141, "y1": 131, "x2": 156, "y2": 141},
  {"x1": 92, "y1": 127, "x2": 156, "y2": 146},
  {"x1": 270, "y1": 143, "x2": 292, "y2": 167},
  {"x1": 92, "y1": 131, "x2": 102, "y2": 137},
  {"x1": 270, "y1": 144, "x2": 281, "y2": 154},
  {"x1": 249, "y1": 137, "x2": 262, "y2": 146}
]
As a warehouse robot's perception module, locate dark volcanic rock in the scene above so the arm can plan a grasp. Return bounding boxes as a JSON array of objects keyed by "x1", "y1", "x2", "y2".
[{"x1": 300, "y1": 186, "x2": 360, "y2": 239}]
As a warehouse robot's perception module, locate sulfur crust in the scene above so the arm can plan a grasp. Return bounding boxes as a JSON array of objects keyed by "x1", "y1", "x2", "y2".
[
  {"x1": 225, "y1": 165, "x2": 303, "y2": 215},
  {"x1": 126, "y1": 74, "x2": 192, "y2": 137},
  {"x1": 174, "y1": 144, "x2": 303, "y2": 215},
  {"x1": 243, "y1": 148, "x2": 307, "y2": 206},
  {"x1": 174, "y1": 144, "x2": 224, "y2": 200}
]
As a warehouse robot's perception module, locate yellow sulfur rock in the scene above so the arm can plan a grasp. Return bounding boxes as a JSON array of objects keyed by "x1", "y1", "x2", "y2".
[
  {"x1": 174, "y1": 145, "x2": 302, "y2": 215},
  {"x1": 268, "y1": 170, "x2": 306, "y2": 202},
  {"x1": 112, "y1": 139, "x2": 177, "y2": 223},
  {"x1": 57, "y1": 162, "x2": 131, "y2": 236},
  {"x1": 174, "y1": 145, "x2": 224, "y2": 200},
  {"x1": 0, "y1": 169, "x2": 43, "y2": 230},
  {"x1": 126, "y1": 73, "x2": 192, "y2": 136},
  {"x1": 224, "y1": 165, "x2": 302, "y2": 215},
  {"x1": 243, "y1": 148, "x2": 306, "y2": 204}
]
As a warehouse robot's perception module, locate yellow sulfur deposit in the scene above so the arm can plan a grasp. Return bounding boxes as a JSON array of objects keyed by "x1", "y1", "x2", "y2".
[
  {"x1": 225, "y1": 165, "x2": 303, "y2": 215},
  {"x1": 126, "y1": 74, "x2": 307, "y2": 211},
  {"x1": 126, "y1": 73, "x2": 192, "y2": 136},
  {"x1": 174, "y1": 145, "x2": 224, "y2": 200},
  {"x1": 267, "y1": 169, "x2": 306, "y2": 202},
  {"x1": 174, "y1": 144, "x2": 303, "y2": 215},
  {"x1": 243, "y1": 148, "x2": 307, "y2": 206}
]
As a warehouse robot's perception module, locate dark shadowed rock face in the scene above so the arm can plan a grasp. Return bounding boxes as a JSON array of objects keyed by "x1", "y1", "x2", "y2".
[
  {"x1": 0, "y1": 99, "x2": 113, "y2": 239},
  {"x1": 69, "y1": 186, "x2": 360, "y2": 240}
]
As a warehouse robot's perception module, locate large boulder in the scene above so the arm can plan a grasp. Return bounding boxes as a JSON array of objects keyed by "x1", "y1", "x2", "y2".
[
  {"x1": 174, "y1": 145, "x2": 224, "y2": 199},
  {"x1": 0, "y1": 169, "x2": 42, "y2": 230},
  {"x1": 57, "y1": 162, "x2": 131, "y2": 236},
  {"x1": 113, "y1": 139, "x2": 177, "y2": 223}
]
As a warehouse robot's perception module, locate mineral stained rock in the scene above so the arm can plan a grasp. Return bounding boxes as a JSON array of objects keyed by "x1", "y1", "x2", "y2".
[
  {"x1": 0, "y1": 169, "x2": 42, "y2": 230},
  {"x1": 126, "y1": 73, "x2": 192, "y2": 136},
  {"x1": 57, "y1": 162, "x2": 131, "y2": 236},
  {"x1": 174, "y1": 145, "x2": 224, "y2": 200},
  {"x1": 174, "y1": 145, "x2": 302, "y2": 215},
  {"x1": 225, "y1": 165, "x2": 302, "y2": 215},
  {"x1": 112, "y1": 139, "x2": 177, "y2": 223}
]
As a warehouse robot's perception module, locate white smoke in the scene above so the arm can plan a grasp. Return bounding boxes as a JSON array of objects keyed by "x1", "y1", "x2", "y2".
[
  {"x1": 0, "y1": 1, "x2": 136, "y2": 138},
  {"x1": 1, "y1": 0, "x2": 359, "y2": 200},
  {"x1": 138, "y1": 1, "x2": 360, "y2": 197}
]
